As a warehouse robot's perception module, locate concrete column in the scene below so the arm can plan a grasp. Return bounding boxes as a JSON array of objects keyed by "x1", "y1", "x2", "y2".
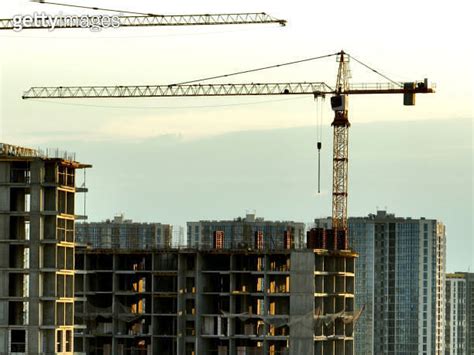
[
  {"x1": 263, "y1": 254, "x2": 269, "y2": 355},
  {"x1": 195, "y1": 253, "x2": 203, "y2": 355},
  {"x1": 176, "y1": 253, "x2": 185, "y2": 355},
  {"x1": 112, "y1": 253, "x2": 117, "y2": 355},
  {"x1": 289, "y1": 250, "x2": 315, "y2": 355},
  {"x1": 229, "y1": 254, "x2": 236, "y2": 355},
  {"x1": 0, "y1": 200, "x2": 9, "y2": 348},
  {"x1": 28, "y1": 160, "x2": 44, "y2": 354},
  {"x1": 151, "y1": 253, "x2": 156, "y2": 355}
]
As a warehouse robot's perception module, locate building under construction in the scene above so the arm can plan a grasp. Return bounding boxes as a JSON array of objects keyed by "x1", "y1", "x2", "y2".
[
  {"x1": 75, "y1": 214, "x2": 358, "y2": 355},
  {"x1": 0, "y1": 143, "x2": 90, "y2": 354}
]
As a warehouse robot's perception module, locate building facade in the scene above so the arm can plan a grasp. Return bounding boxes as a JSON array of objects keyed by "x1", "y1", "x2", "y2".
[
  {"x1": 187, "y1": 214, "x2": 306, "y2": 251},
  {"x1": 445, "y1": 273, "x2": 467, "y2": 354},
  {"x1": 315, "y1": 210, "x2": 447, "y2": 355},
  {"x1": 76, "y1": 214, "x2": 172, "y2": 250},
  {"x1": 0, "y1": 143, "x2": 89, "y2": 354},
  {"x1": 75, "y1": 215, "x2": 358, "y2": 355},
  {"x1": 446, "y1": 272, "x2": 474, "y2": 355},
  {"x1": 466, "y1": 273, "x2": 474, "y2": 355}
]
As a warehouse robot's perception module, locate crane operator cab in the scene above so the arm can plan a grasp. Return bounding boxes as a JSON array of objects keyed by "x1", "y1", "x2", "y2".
[{"x1": 330, "y1": 94, "x2": 348, "y2": 111}]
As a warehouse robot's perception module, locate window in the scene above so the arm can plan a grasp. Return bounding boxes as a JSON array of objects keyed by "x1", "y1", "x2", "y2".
[{"x1": 10, "y1": 329, "x2": 26, "y2": 352}]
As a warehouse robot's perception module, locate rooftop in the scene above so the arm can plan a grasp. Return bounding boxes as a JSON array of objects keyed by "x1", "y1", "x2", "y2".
[
  {"x1": 0, "y1": 142, "x2": 91, "y2": 168},
  {"x1": 1, "y1": 142, "x2": 76, "y2": 161},
  {"x1": 78, "y1": 214, "x2": 170, "y2": 225},
  {"x1": 191, "y1": 213, "x2": 304, "y2": 224},
  {"x1": 446, "y1": 273, "x2": 468, "y2": 279}
]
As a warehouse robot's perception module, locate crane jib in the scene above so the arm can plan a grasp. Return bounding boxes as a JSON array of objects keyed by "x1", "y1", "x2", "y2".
[
  {"x1": 22, "y1": 82, "x2": 433, "y2": 99},
  {"x1": 0, "y1": 13, "x2": 286, "y2": 31}
]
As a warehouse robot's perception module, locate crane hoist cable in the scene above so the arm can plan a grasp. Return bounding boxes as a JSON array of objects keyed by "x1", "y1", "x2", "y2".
[
  {"x1": 169, "y1": 51, "x2": 403, "y2": 90},
  {"x1": 348, "y1": 54, "x2": 402, "y2": 87},
  {"x1": 315, "y1": 94, "x2": 325, "y2": 194},
  {"x1": 314, "y1": 96, "x2": 321, "y2": 194},
  {"x1": 170, "y1": 52, "x2": 340, "y2": 86}
]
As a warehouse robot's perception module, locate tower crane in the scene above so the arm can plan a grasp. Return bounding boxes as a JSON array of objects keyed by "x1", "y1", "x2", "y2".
[{"x1": 21, "y1": 50, "x2": 435, "y2": 243}]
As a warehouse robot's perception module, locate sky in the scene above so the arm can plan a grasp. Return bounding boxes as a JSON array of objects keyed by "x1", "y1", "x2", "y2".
[{"x1": 0, "y1": 0, "x2": 472, "y2": 271}]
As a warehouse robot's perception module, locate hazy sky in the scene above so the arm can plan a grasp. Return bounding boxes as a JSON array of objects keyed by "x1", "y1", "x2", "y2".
[
  {"x1": 34, "y1": 119, "x2": 472, "y2": 273},
  {"x1": 0, "y1": 1, "x2": 472, "y2": 271},
  {"x1": 1, "y1": 0, "x2": 472, "y2": 142}
]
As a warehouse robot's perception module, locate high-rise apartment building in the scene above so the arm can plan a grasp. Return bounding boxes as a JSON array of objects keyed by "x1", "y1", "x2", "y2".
[
  {"x1": 0, "y1": 143, "x2": 89, "y2": 354},
  {"x1": 315, "y1": 210, "x2": 446, "y2": 355},
  {"x1": 76, "y1": 214, "x2": 358, "y2": 355},
  {"x1": 466, "y1": 273, "x2": 474, "y2": 354},
  {"x1": 76, "y1": 214, "x2": 172, "y2": 250},
  {"x1": 187, "y1": 214, "x2": 306, "y2": 250},
  {"x1": 445, "y1": 273, "x2": 467, "y2": 354},
  {"x1": 446, "y1": 272, "x2": 474, "y2": 355}
]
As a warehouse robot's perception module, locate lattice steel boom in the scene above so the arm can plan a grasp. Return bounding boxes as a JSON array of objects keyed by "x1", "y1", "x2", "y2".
[
  {"x1": 0, "y1": 13, "x2": 286, "y2": 30},
  {"x1": 22, "y1": 82, "x2": 433, "y2": 99},
  {"x1": 22, "y1": 83, "x2": 332, "y2": 99}
]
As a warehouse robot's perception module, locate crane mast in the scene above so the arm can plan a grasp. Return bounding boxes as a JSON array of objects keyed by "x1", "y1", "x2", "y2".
[{"x1": 330, "y1": 51, "x2": 350, "y2": 234}]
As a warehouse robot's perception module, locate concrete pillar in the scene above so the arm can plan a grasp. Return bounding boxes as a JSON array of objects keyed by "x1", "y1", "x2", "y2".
[
  {"x1": 263, "y1": 254, "x2": 270, "y2": 355},
  {"x1": 112, "y1": 253, "x2": 117, "y2": 355},
  {"x1": 289, "y1": 250, "x2": 315, "y2": 355},
  {"x1": 195, "y1": 253, "x2": 203, "y2": 355},
  {"x1": 229, "y1": 254, "x2": 236, "y2": 355},
  {"x1": 177, "y1": 253, "x2": 185, "y2": 355},
  {"x1": 28, "y1": 160, "x2": 44, "y2": 354}
]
